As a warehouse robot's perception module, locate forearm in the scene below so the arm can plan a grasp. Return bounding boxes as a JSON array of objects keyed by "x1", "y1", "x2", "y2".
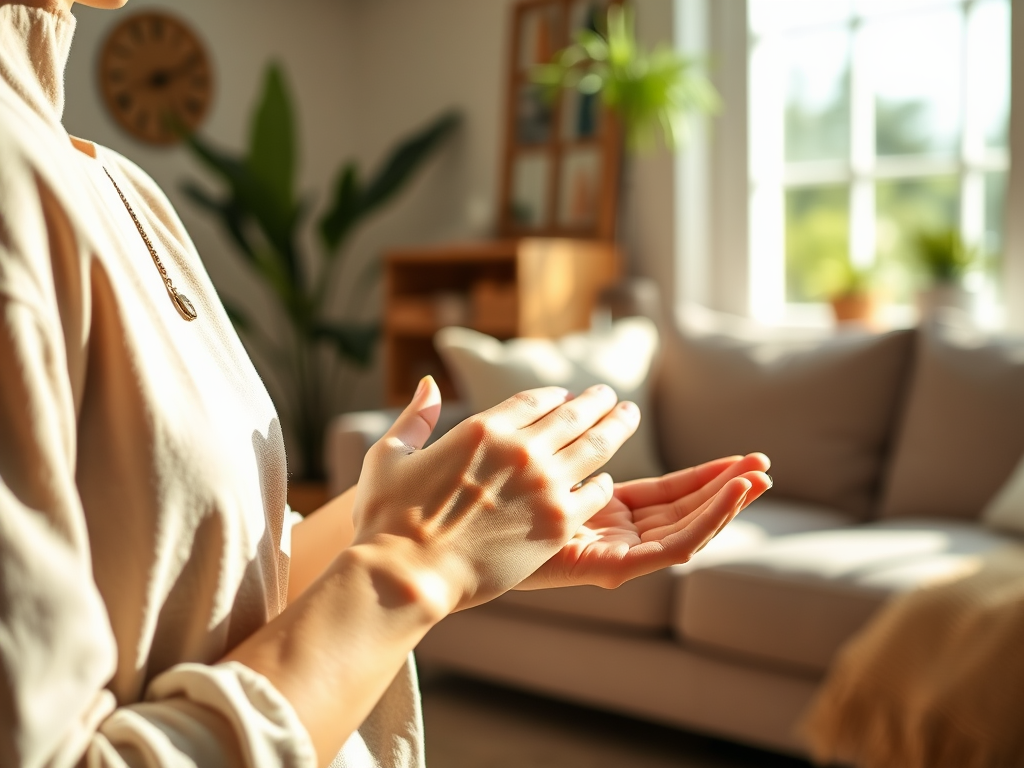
[
  {"x1": 225, "y1": 540, "x2": 447, "y2": 768},
  {"x1": 288, "y1": 485, "x2": 358, "y2": 603}
]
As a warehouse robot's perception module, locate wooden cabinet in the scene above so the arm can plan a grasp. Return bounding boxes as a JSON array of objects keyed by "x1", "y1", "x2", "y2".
[{"x1": 384, "y1": 238, "x2": 619, "y2": 406}]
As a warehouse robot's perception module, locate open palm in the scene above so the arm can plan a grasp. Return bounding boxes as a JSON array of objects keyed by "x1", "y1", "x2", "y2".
[{"x1": 517, "y1": 453, "x2": 771, "y2": 591}]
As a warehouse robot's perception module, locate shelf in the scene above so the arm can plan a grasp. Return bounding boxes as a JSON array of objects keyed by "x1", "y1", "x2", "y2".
[{"x1": 383, "y1": 237, "x2": 619, "y2": 406}]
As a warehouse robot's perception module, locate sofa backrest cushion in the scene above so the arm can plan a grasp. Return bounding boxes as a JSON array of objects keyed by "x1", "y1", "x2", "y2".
[
  {"x1": 656, "y1": 306, "x2": 914, "y2": 519},
  {"x1": 434, "y1": 317, "x2": 665, "y2": 482},
  {"x1": 879, "y1": 321, "x2": 1024, "y2": 521}
]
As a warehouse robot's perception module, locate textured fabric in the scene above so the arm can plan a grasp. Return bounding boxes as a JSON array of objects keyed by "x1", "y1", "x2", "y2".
[
  {"x1": 0, "y1": 7, "x2": 421, "y2": 768},
  {"x1": 495, "y1": 496, "x2": 854, "y2": 632},
  {"x1": 982, "y1": 451, "x2": 1024, "y2": 534},
  {"x1": 675, "y1": 518, "x2": 1015, "y2": 674},
  {"x1": 656, "y1": 305, "x2": 914, "y2": 519},
  {"x1": 434, "y1": 318, "x2": 664, "y2": 482},
  {"x1": 803, "y1": 545, "x2": 1024, "y2": 768},
  {"x1": 880, "y1": 321, "x2": 1024, "y2": 521}
]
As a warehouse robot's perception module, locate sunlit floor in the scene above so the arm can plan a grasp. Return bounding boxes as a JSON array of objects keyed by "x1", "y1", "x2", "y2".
[{"x1": 420, "y1": 674, "x2": 814, "y2": 768}]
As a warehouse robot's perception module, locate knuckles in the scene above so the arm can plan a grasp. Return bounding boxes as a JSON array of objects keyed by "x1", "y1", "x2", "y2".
[
  {"x1": 509, "y1": 390, "x2": 540, "y2": 411},
  {"x1": 584, "y1": 430, "x2": 613, "y2": 460}
]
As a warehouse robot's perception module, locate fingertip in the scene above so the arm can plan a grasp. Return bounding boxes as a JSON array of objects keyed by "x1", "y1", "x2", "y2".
[
  {"x1": 746, "y1": 451, "x2": 771, "y2": 471},
  {"x1": 420, "y1": 375, "x2": 442, "y2": 408}
]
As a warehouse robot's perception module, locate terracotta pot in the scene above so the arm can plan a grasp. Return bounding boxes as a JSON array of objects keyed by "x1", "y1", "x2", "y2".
[
  {"x1": 287, "y1": 481, "x2": 329, "y2": 516},
  {"x1": 830, "y1": 293, "x2": 876, "y2": 326}
]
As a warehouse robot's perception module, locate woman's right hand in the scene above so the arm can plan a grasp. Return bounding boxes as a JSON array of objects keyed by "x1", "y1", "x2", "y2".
[{"x1": 349, "y1": 376, "x2": 640, "y2": 615}]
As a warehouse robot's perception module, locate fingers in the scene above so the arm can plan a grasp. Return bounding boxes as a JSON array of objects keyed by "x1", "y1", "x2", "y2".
[
  {"x1": 616, "y1": 452, "x2": 771, "y2": 511},
  {"x1": 383, "y1": 375, "x2": 443, "y2": 450},
  {"x1": 569, "y1": 472, "x2": 614, "y2": 520},
  {"x1": 526, "y1": 383, "x2": 619, "y2": 450},
  {"x1": 556, "y1": 399, "x2": 640, "y2": 478},
  {"x1": 654, "y1": 476, "x2": 753, "y2": 556},
  {"x1": 480, "y1": 386, "x2": 573, "y2": 429}
]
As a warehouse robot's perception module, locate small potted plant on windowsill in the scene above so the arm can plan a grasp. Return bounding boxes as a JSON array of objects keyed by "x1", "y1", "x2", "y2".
[
  {"x1": 913, "y1": 227, "x2": 976, "y2": 321},
  {"x1": 828, "y1": 261, "x2": 877, "y2": 327}
]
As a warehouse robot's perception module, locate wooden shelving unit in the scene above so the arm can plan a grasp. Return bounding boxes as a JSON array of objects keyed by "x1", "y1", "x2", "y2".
[
  {"x1": 498, "y1": 0, "x2": 622, "y2": 241},
  {"x1": 384, "y1": 238, "x2": 619, "y2": 406}
]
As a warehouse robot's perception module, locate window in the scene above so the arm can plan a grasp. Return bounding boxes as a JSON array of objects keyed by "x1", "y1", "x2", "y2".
[{"x1": 746, "y1": 0, "x2": 1011, "y2": 326}]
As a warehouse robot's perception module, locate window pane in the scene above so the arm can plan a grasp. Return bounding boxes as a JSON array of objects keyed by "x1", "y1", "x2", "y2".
[
  {"x1": 866, "y1": 8, "x2": 963, "y2": 156},
  {"x1": 876, "y1": 176, "x2": 959, "y2": 301},
  {"x1": 786, "y1": 186, "x2": 850, "y2": 302},
  {"x1": 750, "y1": 0, "x2": 851, "y2": 36},
  {"x1": 969, "y1": 0, "x2": 1011, "y2": 149},
  {"x1": 854, "y1": 0, "x2": 959, "y2": 19},
  {"x1": 785, "y1": 28, "x2": 850, "y2": 162}
]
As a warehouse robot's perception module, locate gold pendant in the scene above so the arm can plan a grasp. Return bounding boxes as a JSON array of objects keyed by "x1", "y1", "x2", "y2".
[{"x1": 170, "y1": 287, "x2": 199, "y2": 321}]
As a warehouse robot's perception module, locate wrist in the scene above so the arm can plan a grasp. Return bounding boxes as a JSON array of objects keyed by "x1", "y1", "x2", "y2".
[{"x1": 337, "y1": 538, "x2": 456, "y2": 627}]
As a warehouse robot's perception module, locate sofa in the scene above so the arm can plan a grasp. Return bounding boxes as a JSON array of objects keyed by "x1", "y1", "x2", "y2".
[{"x1": 324, "y1": 304, "x2": 1024, "y2": 757}]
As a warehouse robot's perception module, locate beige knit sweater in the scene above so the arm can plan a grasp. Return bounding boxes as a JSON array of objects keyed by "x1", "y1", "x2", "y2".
[{"x1": 0, "y1": 6, "x2": 422, "y2": 767}]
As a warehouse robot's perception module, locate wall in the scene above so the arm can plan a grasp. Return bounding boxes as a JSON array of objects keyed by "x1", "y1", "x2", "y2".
[
  {"x1": 63, "y1": 0, "x2": 678, "y2": 416},
  {"x1": 342, "y1": 0, "x2": 677, "y2": 314}
]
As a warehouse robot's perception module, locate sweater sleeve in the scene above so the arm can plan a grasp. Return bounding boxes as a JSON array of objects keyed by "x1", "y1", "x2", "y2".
[{"x1": 0, "y1": 142, "x2": 315, "y2": 768}]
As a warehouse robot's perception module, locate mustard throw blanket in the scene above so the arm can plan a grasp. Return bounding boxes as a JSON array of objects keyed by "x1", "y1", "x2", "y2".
[{"x1": 803, "y1": 544, "x2": 1024, "y2": 768}]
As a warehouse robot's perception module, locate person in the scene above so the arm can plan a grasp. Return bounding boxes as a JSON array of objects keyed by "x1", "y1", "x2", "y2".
[{"x1": 0, "y1": 1, "x2": 772, "y2": 766}]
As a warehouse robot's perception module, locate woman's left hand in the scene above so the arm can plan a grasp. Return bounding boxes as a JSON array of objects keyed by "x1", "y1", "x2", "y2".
[{"x1": 515, "y1": 453, "x2": 771, "y2": 591}]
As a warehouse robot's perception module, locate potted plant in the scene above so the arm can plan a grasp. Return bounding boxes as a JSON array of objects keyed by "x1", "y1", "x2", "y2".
[
  {"x1": 828, "y1": 261, "x2": 877, "y2": 327},
  {"x1": 532, "y1": 1, "x2": 718, "y2": 272},
  {"x1": 181, "y1": 63, "x2": 459, "y2": 501},
  {"x1": 913, "y1": 227, "x2": 976, "y2": 321},
  {"x1": 532, "y1": 3, "x2": 719, "y2": 153}
]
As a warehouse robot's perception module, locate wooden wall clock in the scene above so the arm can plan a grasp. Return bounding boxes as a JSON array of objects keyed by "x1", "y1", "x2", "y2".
[{"x1": 98, "y1": 10, "x2": 214, "y2": 146}]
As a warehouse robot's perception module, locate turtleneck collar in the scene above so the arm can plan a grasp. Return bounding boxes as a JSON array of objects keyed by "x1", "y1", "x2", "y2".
[{"x1": 0, "y1": 4, "x2": 76, "y2": 127}]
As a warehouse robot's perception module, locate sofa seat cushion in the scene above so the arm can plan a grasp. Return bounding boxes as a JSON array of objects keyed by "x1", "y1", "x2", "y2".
[
  {"x1": 493, "y1": 497, "x2": 854, "y2": 633},
  {"x1": 674, "y1": 518, "x2": 1017, "y2": 675}
]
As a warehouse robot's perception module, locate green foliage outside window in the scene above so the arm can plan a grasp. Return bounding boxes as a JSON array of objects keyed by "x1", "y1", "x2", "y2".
[{"x1": 784, "y1": 92, "x2": 962, "y2": 304}]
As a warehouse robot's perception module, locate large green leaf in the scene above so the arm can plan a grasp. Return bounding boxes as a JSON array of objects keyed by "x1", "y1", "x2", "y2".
[
  {"x1": 318, "y1": 162, "x2": 362, "y2": 256},
  {"x1": 311, "y1": 322, "x2": 380, "y2": 366},
  {"x1": 180, "y1": 182, "x2": 258, "y2": 265},
  {"x1": 248, "y1": 63, "x2": 296, "y2": 215},
  {"x1": 316, "y1": 111, "x2": 460, "y2": 259},
  {"x1": 359, "y1": 111, "x2": 461, "y2": 217},
  {"x1": 185, "y1": 130, "x2": 304, "y2": 295}
]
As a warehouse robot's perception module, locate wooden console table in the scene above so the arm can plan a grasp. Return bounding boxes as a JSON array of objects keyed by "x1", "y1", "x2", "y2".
[{"x1": 383, "y1": 238, "x2": 619, "y2": 406}]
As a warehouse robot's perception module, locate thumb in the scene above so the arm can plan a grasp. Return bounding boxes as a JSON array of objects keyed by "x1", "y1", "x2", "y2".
[{"x1": 385, "y1": 375, "x2": 442, "y2": 450}]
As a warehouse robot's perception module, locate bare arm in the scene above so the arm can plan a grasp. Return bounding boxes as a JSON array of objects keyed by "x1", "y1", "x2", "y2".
[
  {"x1": 226, "y1": 378, "x2": 638, "y2": 765},
  {"x1": 287, "y1": 486, "x2": 357, "y2": 603}
]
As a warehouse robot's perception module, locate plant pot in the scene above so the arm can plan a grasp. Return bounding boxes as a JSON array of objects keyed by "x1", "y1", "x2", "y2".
[
  {"x1": 830, "y1": 293, "x2": 876, "y2": 327},
  {"x1": 287, "y1": 480, "x2": 329, "y2": 516},
  {"x1": 916, "y1": 283, "x2": 971, "y2": 322}
]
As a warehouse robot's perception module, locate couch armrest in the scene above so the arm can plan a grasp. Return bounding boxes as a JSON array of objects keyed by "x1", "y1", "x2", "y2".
[{"x1": 324, "y1": 402, "x2": 472, "y2": 497}]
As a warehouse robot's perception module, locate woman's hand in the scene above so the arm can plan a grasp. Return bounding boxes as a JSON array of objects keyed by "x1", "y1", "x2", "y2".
[
  {"x1": 515, "y1": 453, "x2": 772, "y2": 591},
  {"x1": 349, "y1": 376, "x2": 640, "y2": 615}
]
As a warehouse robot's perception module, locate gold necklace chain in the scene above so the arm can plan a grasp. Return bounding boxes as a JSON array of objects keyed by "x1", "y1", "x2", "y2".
[{"x1": 103, "y1": 168, "x2": 198, "y2": 322}]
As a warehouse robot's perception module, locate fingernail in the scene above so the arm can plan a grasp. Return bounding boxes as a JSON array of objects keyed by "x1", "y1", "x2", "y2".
[
  {"x1": 619, "y1": 401, "x2": 639, "y2": 419},
  {"x1": 766, "y1": 473, "x2": 774, "y2": 488},
  {"x1": 414, "y1": 376, "x2": 429, "y2": 400}
]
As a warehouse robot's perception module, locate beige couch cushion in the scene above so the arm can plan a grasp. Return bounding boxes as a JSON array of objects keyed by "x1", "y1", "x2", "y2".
[
  {"x1": 983, "y1": 451, "x2": 1024, "y2": 534},
  {"x1": 880, "y1": 321, "x2": 1024, "y2": 520},
  {"x1": 656, "y1": 306, "x2": 914, "y2": 518},
  {"x1": 674, "y1": 518, "x2": 1016, "y2": 675},
  {"x1": 494, "y1": 497, "x2": 854, "y2": 632},
  {"x1": 435, "y1": 318, "x2": 663, "y2": 481}
]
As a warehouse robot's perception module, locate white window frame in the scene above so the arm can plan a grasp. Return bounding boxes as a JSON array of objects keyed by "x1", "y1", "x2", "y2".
[{"x1": 676, "y1": 0, "x2": 1024, "y2": 331}]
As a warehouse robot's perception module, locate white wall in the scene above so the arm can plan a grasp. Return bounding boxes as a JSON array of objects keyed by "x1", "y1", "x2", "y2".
[{"x1": 62, "y1": 0, "x2": 678, "y2": 414}]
